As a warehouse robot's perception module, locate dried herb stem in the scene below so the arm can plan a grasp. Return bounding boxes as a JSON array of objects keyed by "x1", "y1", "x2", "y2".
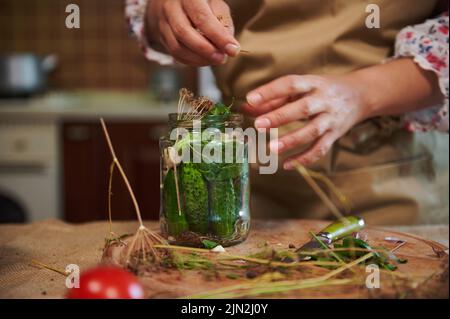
[
  {"x1": 219, "y1": 256, "x2": 341, "y2": 268},
  {"x1": 295, "y1": 164, "x2": 346, "y2": 221},
  {"x1": 321, "y1": 252, "x2": 374, "y2": 281},
  {"x1": 176, "y1": 88, "x2": 212, "y2": 121},
  {"x1": 168, "y1": 148, "x2": 183, "y2": 215},
  {"x1": 153, "y1": 244, "x2": 342, "y2": 268},
  {"x1": 306, "y1": 169, "x2": 352, "y2": 214},
  {"x1": 101, "y1": 118, "x2": 144, "y2": 227},
  {"x1": 210, "y1": 279, "x2": 356, "y2": 299},
  {"x1": 298, "y1": 247, "x2": 396, "y2": 256},
  {"x1": 373, "y1": 227, "x2": 448, "y2": 255},
  {"x1": 107, "y1": 161, "x2": 116, "y2": 235},
  {"x1": 183, "y1": 251, "x2": 374, "y2": 299},
  {"x1": 310, "y1": 231, "x2": 346, "y2": 265},
  {"x1": 101, "y1": 119, "x2": 168, "y2": 267},
  {"x1": 30, "y1": 259, "x2": 68, "y2": 277},
  {"x1": 154, "y1": 244, "x2": 212, "y2": 254},
  {"x1": 184, "y1": 276, "x2": 358, "y2": 299}
]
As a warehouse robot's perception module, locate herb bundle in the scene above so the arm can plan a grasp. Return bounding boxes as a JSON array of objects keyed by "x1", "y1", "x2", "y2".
[
  {"x1": 101, "y1": 119, "x2": 172, "y2": 272},
  {"x1": 300, "y1": 234, "x2": 408, "y2": 271}
]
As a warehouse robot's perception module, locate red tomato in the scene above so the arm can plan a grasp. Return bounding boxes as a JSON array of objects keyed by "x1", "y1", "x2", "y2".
[{"x1": 66, "y1": 266, "x2": 144, "y2": 299}]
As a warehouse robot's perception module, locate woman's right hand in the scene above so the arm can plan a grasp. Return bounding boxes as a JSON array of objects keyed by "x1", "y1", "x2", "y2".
[{"x1": 146, "y1": 0, "x2": 240, "y2": 66}]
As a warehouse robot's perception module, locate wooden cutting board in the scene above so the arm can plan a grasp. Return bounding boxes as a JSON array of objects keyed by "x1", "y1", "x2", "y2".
[{"x1": 102, "y1": 220, "x2": 449, "y2": 299}]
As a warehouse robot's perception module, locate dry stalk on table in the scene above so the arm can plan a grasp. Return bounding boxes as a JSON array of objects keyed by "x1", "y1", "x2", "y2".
[
  {"x1": 179, "y1": 239, "x2": 440, "y2": 299},
  {"x1": 100, "y1": 118, "x2": 170, "y2": 271}
]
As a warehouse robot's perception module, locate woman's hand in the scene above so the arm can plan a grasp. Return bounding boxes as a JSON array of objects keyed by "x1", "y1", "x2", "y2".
[
  {"x1": 146, "y1": 0, "x2": 240, "y2": 66},
  {"x1": 243, "y1": 58, "x2": 444, "y2": 169},
  {"x1": 242, "y1": 74, "x2": 369, "y2": 169}
]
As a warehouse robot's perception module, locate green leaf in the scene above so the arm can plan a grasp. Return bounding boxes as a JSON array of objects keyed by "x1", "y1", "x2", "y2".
[
  {"x1": 381, "y1": 263, "x2": 397, "y2": 271},
  {"x1": 338, "y1": 236, "x2": 404, "y2": 271},
  {"x1": 202, "y1": 239, "x2": 219, "y2": 249},
  {"x1": 206, "y1": 102, "x2": 232, "y2": 116},
  {"x1": 310, "y1": 232, "x2": 346, "y2": 264}
]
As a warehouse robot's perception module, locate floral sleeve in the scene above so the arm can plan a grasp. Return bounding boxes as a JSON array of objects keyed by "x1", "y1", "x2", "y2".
[
  {"x1": 394, "y1": 13, "x2": 449, "y2": 133},
  {"x1": 125, "y1": 0, "x2": 174, "y2": 65}
]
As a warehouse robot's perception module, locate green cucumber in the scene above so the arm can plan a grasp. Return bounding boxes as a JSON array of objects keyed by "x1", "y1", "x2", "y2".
[
  {"x1": 233, "y1": 177, "x2": 242, "y2": 216},
  {"x1": 209, "y1": 179, "x2": 236, "y2": 238},
  {"x1": 180, "y1": 163, "x2": 209, "y2": 234},
  {"x1": 163, "y1": 169, "x2": 188, "y2": 237},
  {"x1": 196, "y1": 162, "x2": 242, "y2": 181}
]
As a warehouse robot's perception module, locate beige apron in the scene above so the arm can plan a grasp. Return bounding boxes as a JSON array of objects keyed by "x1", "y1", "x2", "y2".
[{"x1": 213, "y1": 0, "x2": 448, "y2": 225}]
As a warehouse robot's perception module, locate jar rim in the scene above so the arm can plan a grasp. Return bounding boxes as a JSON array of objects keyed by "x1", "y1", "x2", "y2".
[{"x1": 168, "y1": 113, "x2": 244, "y2": 129}]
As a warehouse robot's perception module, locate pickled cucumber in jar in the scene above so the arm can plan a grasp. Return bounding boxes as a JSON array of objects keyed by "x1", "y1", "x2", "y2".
[{"x1": 159, "y1": 91, "x2": 250, "y2": 247}]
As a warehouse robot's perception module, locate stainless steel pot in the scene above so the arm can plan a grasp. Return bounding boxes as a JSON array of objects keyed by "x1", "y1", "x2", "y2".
[{"x1": 0, "y1": 53, "x2": 58, "y2": 97}]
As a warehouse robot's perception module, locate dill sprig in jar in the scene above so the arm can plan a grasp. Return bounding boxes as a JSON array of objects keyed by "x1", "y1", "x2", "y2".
[{"x1": 159, "y1": 89, "x2": 250, "y2": 247}]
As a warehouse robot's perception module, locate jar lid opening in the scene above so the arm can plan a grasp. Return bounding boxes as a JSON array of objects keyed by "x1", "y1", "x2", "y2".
[{"x1": 168, "y1": 113, "x2": 243, "y2": 129}]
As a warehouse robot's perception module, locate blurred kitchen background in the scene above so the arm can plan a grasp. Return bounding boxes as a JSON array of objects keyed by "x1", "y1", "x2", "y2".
[
  {"x1": 0, "y1": 0, "x2": 220, "y2": 223},
  {"x1": 1, "y1": 1, "x2": 448, "y2": 226}
]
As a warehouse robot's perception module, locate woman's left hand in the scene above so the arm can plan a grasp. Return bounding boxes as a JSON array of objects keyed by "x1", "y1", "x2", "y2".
[{"x1": 242, "y1": 74, "x2": 369, "y2": 169}]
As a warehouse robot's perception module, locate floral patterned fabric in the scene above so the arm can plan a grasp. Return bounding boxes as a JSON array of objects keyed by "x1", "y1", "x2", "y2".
[
  {"x1": 125, "y1": 0, "x2": 449, "y2": 132},
  {"x1": 394, "y1": 13, "x2": 449, "y2": 133},
  {"x1": 125, "y1": 0, "x2": 174, "y2": 65}
]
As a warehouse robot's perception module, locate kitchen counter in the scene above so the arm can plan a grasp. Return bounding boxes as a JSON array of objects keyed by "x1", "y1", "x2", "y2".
[
  {"x1": 0, "y1": 92, "x2": 177, "y2": 223},
  {"x1": 0, "y1": 219, "x2": 448, "y2": 299},
  {"x1": 0, "y1": 91, "x2": 178, "y2": 122}
]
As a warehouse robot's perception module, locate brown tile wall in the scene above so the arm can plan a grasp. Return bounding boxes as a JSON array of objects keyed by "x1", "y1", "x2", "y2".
[{"x1": 0, "y1": 0, "x2": 197, "y2": 91}]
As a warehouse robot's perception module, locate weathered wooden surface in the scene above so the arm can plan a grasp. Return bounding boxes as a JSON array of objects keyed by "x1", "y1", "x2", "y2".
[
  {"x1": 0, "y1": 219, "x2": 448, "y2": 298},
  {"x1": 103, "y1": 220, "x2": 449, "y2": 299}
]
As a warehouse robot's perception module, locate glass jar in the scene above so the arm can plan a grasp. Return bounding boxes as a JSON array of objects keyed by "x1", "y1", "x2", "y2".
[{"x1": 159, "y1": 113, "x2": 250, "y2": 247}]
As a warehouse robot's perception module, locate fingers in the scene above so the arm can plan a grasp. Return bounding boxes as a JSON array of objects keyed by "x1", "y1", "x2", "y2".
[
  {"x1": 162, "y1": 1, "x2": 226, "y2": 64},
  {"x1": 241, "y1": 97, "x2": 289, "y2": 116},
  {"x1": 159, "y1": 17, "x2": 221, "y2": 66},
  {"x1": 254, "y1": 97, "x2": 327, "y2": 130},
  {"x1": 209, "y1": 0, "x2": 235, "y2": 36},
  {"x1": 269, "y1": 113, "x2": 332, "y2": 155},
  {"x1": 283, "y1": 131, "x2": 338, "y2": 169},
  {"x1": 246, "y1": 75, "x2": 322, "y2": 107},
  {"x1": 182, "y1": 0, "x2": 240, "y2": 56}
]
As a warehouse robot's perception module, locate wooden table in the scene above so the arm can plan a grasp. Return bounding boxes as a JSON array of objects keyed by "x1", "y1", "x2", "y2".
[{"x1": 0, "y1": 219, "x2": 448, "y2": 299}]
